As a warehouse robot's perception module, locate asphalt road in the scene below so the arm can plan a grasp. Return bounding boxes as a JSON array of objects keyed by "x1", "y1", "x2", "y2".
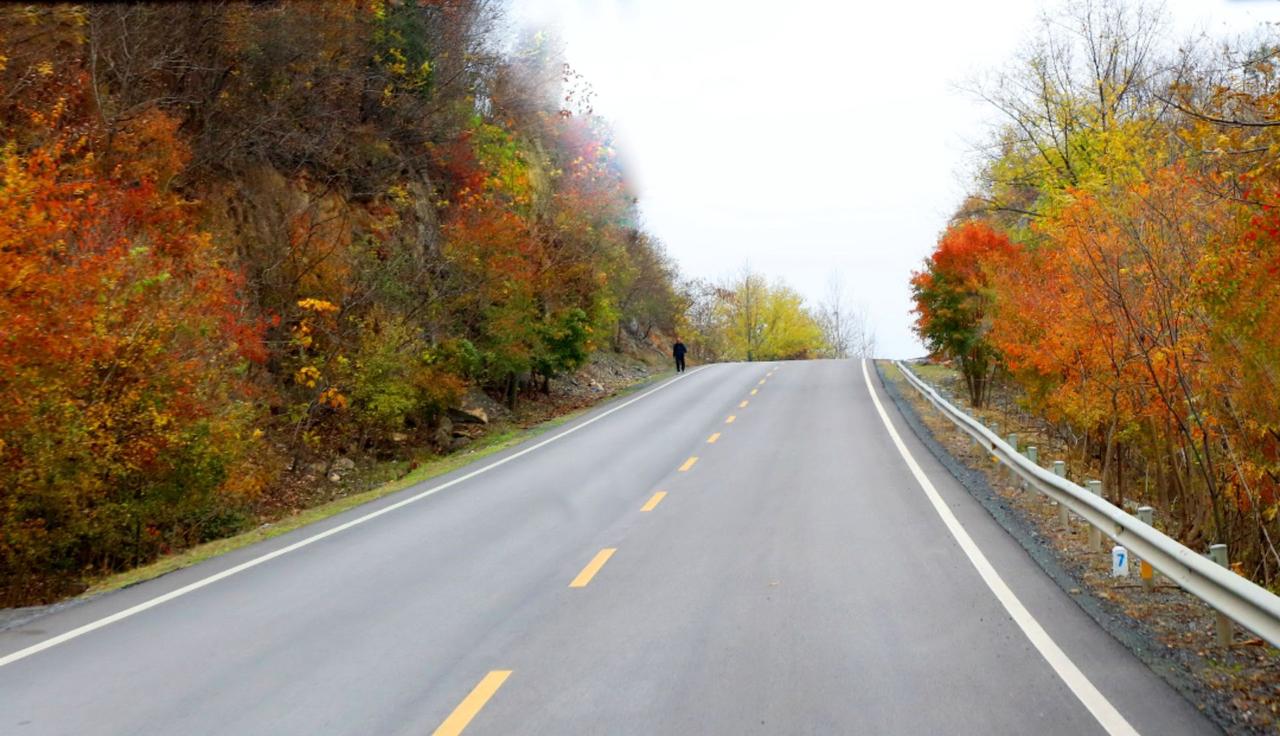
[{"x1": 0, "y1": 360, "x2": 1218, "y2": 735}]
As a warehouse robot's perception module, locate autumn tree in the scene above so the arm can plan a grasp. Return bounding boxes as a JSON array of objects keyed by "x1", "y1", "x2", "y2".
[
  {"x1": 610, "y1": 231, "x2": 685, "y2": 347},
  {"x1": 969, "y1": 0, "x2": 1172, "y2": 232},
  {"x1": 693, "y1": 267, "x2": 826, "y2": 362},
  {"x1": 911, "y1": 221, "x2": 1017, "y2": 408},
  {"x1": 0, "y1": 82, "x2": 265, "y2": 603}
]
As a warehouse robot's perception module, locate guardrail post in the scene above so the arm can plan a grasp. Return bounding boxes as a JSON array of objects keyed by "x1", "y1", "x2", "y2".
[
  {"x1": 1005, "y1": 434, "x2": 1018, "y2": 483},
  {"x1": 1136, "y1": 506, "x2": 1155, "y2": 589},
  {"x1": 1086, "y1": 480, "x2": 1103, "y2": 550},
  {"x1": 1024, "y1": 445, "x2": 1034, "y2": 491},
  {"x1": 1052, "y1": 461, "x2": 1069, "y2": 530},
  {"x1": 1209, "y1": 544, "x2": 1233, "y2": 647},
  {"x1": 1023, "y1": 446, "x2": 1038, "y2": 491}
]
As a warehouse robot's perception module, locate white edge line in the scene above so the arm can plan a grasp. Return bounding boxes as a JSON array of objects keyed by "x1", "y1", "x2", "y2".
[
  {"x1": 860, "y1": 360, "x2": 1139, "y2": 736},
  {"x1": 0, "y1": 366, "x2": 711, "y2": 668}
]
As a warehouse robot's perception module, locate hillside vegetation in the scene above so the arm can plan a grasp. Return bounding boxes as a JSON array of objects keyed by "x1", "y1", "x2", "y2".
[
  {"x1": 911, "y1": 1, "x2": 1280, "y2": 586},
  {"x1": 0, "y1": 3, "x2": 838, "y2": 605}
]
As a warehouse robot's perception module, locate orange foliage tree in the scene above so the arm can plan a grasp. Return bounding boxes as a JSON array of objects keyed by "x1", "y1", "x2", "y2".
[
  {"x1": 0, "y1": 82, "x2": 265, "y2": 603},
  {"x1": 984, "y1": 164, "x2": 1280, "y2": 577},
  {"x1": 910, "y1": 221, "x2": 1018, "y2": 408}
]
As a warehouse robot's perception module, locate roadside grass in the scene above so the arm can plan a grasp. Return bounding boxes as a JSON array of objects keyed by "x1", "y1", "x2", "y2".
[
  {"x1": 905, "y1": 360, "x2": 959, "y2": 388},
  {"x1": 83, "y1": 368, "x2": 677, "y2": 598}
]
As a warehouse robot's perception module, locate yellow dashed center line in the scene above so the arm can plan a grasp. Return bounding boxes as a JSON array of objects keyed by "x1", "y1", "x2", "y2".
[
  {"x1": 725, "y1": 415, "x2": 736, "y2": 424},
  {"x1": 432, "y1": 670, "x2": 512, "y2": 736},
  {"x1": 569, "y1": 548, "x2": 616, "y2": 588},
  {"x1": 679, "y1": 456, "x2": 699, "y2": 471},
  {"x1": 641, "y1": 491, "x2": 666, "y2": 511},
  {"x1": 707, "y1": 432, "x2": 721, "y2": 444},
  {"x1": 759, "y1": 379, "x2": 766, "y2": 385},
  {"x1": 739, "y1": 400, "x2": 749, "y2": 408},
  {"x1": 750, "y1": 388, "x2": 758, "y2": 395}
]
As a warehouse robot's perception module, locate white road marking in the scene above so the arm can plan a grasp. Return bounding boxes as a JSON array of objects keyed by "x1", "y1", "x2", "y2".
[
  {"x1": 860, "y1": 360, "x2": 1139, "y2": 736},
  {"x1": 0, "y1": 366, "x2": 711, "y2": 668}
]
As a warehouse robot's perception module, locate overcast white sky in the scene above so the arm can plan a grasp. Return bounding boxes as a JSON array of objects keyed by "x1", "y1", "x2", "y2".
[{"x1": 507, "y1": 0, "x2": 1275, "y2": 358}]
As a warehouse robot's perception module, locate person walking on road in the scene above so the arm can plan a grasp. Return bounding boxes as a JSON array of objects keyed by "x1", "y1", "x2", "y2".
[{"x1": 673, "y1": 338, "x2": 688, "y2": 373}]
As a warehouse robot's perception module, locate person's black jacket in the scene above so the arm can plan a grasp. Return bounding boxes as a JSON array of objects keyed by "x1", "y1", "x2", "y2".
[{"x1": 673, "y1": 341, "x2": 687, "y2": 358}]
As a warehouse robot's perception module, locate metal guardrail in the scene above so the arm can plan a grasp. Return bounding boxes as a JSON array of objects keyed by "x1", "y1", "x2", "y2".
[{"x1": 894, "y1": 360, "x2": 1280, "y2": 650}]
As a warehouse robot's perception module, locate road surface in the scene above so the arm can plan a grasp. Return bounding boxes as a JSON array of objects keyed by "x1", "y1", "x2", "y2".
[{"x1": 0, "y1": 360, "x2": 1217, "y2": 735}]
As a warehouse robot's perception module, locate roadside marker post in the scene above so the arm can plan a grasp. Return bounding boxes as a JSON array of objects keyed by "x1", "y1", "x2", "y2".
[{"x1": 1111, "y1": 546, "x2": 1130, "y2": 577}]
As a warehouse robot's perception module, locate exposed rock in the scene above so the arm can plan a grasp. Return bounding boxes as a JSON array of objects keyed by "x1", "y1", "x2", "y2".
[
  {"x1": 332, "y1": 456, "x2": 356, "y2": 472},
  {"x1": 450, "y1": 436, "x2": 472, "y2": 451},
  {"x1": 431, "y1": 415, "x2": 454, "y2": 447},
  {"x1": 460, "y1": 388, "x2": 509, "y2": 422},
  {"x1": 448, "y1": 405, "x2": 489, "y2": 425},
  {"x1": 432, "y1": 426, "x2": 451, "y2": 448},
  {"x1": 328, "y1": 472, "x2": 342, "y2": 483},
  {"x1": 389, "y1": 432, "x2": 409, "y2": 443}
]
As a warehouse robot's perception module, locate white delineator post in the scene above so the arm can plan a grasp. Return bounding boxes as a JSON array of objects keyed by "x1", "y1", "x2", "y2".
[
  {"x1": 1111, "y1": 546, "x2": 1130, "y2": 577},
  {"x1": 1086, "y1": 480, "x2": 1103, "y2": 551},
  {"x1": 1209, "y1": 544, "x2": 1233, "y2": 647}
]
